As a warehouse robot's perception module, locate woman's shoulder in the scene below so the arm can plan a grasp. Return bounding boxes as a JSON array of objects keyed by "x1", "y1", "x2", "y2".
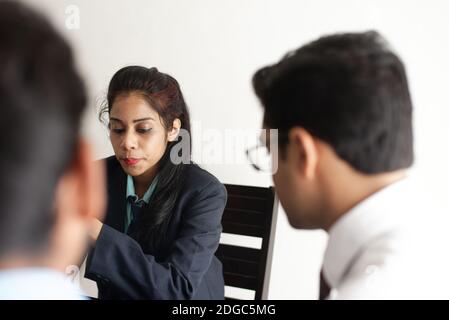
[
  {"x1": 179, "y1": 164, "x2": 227, "y2": 215},
  {"x1": 182, "y1": 163, "x2": 226, "y2": 197}
]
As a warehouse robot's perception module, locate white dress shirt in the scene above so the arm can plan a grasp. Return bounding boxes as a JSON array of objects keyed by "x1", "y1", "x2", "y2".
[
  {"x1": 0, "y1": 268, "x2": 86, "y2": 300},
  {"x1": 322, "y1": 177, "x2": 449, "y2": 299}
]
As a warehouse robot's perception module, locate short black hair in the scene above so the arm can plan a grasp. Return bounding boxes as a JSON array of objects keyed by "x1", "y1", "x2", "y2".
[
  {"x1": 0, "y1": 2, "x2": 86, "y2": 257},
  {"x1": 253, "y1": 31, "x2": 413, "y2": 174}
]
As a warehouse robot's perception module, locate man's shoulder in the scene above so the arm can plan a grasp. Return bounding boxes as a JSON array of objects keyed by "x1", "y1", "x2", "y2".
[
  {"x1": 334, "y1": 230, "x2": 415, "y2": 299},
  {"x1": 0, "y1": 268, "x2": 86, "y2": 300}
]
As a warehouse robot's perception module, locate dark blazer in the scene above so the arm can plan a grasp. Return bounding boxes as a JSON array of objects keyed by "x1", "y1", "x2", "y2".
[{"x1": 85, "y1": 156, "x2": 227, "y2": 299}]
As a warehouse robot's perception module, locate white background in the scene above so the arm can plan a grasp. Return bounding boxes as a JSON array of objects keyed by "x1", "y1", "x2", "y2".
[{"x1": 23, "y1": 0, "x2": 449, "y2": 299}]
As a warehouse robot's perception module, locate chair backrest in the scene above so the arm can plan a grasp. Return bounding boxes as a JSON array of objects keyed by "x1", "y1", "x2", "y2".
[{"x1": 216, "y1": 184, "x2": 278, "y2": 300}]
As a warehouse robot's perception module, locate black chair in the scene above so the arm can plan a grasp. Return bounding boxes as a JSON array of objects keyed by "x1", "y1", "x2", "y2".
[{"x1": 216, "y1": 184, "x2": 278, "y2": 300}]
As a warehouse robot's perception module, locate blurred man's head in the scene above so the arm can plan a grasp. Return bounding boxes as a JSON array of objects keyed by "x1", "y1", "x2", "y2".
[
  {"x1": 253, "y1": 31, "x2": 413, "y2": 230},
  {"x1": 0, "y1": 1, "x2": 105, "y2": 271}
]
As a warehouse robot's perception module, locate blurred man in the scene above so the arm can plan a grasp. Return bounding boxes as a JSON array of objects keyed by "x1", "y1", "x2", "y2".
[
  {"x1": 0, "y1": 1, "x2": 105, "y2": 299},
  {"x1": 252, "y1": 31, "x2": 446, "y2": 299}
]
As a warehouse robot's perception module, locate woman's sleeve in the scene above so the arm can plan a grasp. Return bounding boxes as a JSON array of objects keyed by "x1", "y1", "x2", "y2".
[{"x1": 84, "y1": 180, "x2": 227, "y2": 299}]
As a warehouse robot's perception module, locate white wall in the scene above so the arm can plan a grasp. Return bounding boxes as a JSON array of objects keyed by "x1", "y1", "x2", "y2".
[{"x1": 24, "y1": 0, "x2": 449, "y2": 299}]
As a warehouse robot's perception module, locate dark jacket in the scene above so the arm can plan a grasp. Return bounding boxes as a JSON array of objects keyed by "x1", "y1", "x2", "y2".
[{"x1": 85, "y1": 156, "x2": 227, "y2": 299}]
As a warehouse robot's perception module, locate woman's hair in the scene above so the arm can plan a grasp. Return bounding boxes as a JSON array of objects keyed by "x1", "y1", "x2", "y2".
[{"x1": 100, "y1": 66, "x2": 191, "y2": 253}]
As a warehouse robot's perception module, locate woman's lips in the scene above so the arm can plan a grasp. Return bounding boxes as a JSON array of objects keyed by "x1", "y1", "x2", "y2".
[{"x1": 123, "y1": 158, "x2": 141, "y2": 166}]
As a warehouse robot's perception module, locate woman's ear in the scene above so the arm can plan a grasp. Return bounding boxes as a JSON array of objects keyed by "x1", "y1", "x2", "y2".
[{"x1": 167, "y1": 118, "x2": 181, "y2": 142}]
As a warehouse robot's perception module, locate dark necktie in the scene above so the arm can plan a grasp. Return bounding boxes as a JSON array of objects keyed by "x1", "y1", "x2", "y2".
[
  {"x1": 319, "y1": 269, "x2": 331, "y2": 300},
  {"x1": 127, "y1": 195, "x2": 145, "y2": 235}
]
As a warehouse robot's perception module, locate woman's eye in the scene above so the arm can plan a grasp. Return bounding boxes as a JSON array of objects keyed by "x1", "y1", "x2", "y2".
[
  {"x1": 111, "y1": 128, "x2": 125, "y2": 134},
  {"x1": 137, "y1": 128, "x2": 152, "y2": 134}
]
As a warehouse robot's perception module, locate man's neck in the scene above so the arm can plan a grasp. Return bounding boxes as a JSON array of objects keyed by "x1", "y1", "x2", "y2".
[
  {"x1": 322, "y1": 169, "x2": 407, "y2": 231},
  {"x1": 0, "y1": 254, "x2": 68, "y2": 273}
]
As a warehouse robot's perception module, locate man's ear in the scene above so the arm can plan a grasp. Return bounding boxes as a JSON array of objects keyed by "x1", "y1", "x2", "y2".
[
  {"x1": 54, "y1": 138, "x2": 106, "y2": 222},
  {"x1": 167, "y1": 118, "x2": 181, "y2": 142},
  {"x1": 288, "y1": 127, "x2": 318, "y2": 179}
]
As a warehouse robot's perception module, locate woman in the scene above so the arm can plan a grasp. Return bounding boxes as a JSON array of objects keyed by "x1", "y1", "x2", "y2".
[{"x1": 85, "y1": 66, "x2": 227, "y2": 299}]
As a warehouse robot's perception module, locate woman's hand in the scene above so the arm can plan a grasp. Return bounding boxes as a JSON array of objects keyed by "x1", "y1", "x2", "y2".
[{"x1": 89, "y1": 218, "x2": 103, "y2": 242}]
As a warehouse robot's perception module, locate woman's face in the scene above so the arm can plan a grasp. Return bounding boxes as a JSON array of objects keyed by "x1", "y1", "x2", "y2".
[{"x1": 109, "y1": 93, "x2": 176, "y2": 179}]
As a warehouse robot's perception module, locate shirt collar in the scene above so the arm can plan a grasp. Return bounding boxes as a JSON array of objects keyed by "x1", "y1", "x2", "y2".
[
  {"x1": 322, "y1": 178, "x2": 411, "y2": 289},
  {"x1": 126, "y1": 174, "x2": 159, "y2": 203}
]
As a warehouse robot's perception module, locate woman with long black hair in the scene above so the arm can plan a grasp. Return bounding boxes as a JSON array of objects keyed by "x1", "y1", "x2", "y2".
[{"x1": 85, "y1": 66, "x2": 226, "y2": 299}]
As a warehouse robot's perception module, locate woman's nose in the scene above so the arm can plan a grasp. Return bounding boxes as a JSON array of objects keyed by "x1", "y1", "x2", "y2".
[{"x1": 121, "y1": 131, "x2": 138, "y2": 150}]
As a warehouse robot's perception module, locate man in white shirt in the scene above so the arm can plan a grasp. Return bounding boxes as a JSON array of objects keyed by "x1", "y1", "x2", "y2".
[
  {"x1": 251, "y1": 31, "x2": 448, "y2": 299},
  {"x1": 0, "y1": 2, "x2": 105, "y2": 299}
]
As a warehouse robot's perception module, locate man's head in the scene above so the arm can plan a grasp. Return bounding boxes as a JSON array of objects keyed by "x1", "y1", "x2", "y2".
[
  {"x1": 0, "y1": 2, "x2": 105, "y2": 270},
  {"x1": 253, "y1": 31, "x2": 413, "y2": 229}
]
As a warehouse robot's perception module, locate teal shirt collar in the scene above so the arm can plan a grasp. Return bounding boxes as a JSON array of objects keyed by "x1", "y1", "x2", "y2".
[
  {"x1": 126, "y1": 174, "x2": 159, "y2": 203},
  {"x1": 125, "y1": 174, "x2": 159, "y2": 233}
]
